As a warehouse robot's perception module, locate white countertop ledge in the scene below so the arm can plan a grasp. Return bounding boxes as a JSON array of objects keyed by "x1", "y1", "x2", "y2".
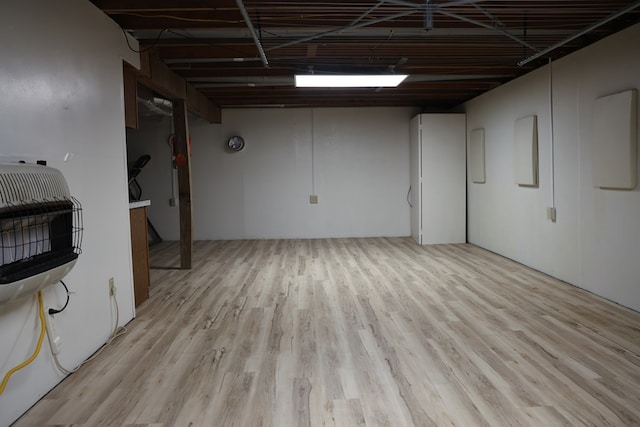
[{"x1": 129, "y1": 200, "x2": 151, "y2": 209}]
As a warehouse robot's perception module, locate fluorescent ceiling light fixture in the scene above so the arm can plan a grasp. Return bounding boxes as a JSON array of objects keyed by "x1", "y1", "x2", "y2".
[{"x1": 295, "y1": 74, "x2": 408, "y2": 88}]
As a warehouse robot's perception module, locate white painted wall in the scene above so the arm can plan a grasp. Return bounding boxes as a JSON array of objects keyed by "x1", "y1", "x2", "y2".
[
  {"x1": 0, "y1": 1, "x2": 138, "y2": 425},
  {"x1": 130, "y1": 107, "x2": 416, "y2": 240},
  {"x1": 465, "y1": 24, "x2": 640, "y2": 311}
]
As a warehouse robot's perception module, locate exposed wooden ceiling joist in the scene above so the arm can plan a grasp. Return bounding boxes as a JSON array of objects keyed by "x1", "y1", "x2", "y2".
[{"x1": 93, "y1": 0, "x2": 640, "y2": 110}]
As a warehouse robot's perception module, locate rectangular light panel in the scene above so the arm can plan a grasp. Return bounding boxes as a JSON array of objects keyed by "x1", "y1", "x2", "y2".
[{"x1": 295, "y1": 74, "x2": 408, "y2": 88}]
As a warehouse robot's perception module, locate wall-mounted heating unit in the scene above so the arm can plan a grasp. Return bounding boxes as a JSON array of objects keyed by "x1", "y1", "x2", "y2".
[{"x1": 0, "y1": 163, "x2": 82, "y2": 306}]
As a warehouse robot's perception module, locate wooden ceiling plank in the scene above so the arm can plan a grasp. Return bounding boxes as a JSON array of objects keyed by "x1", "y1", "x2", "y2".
[{"x1": 92, "y1": 0, "x2": 236, "y2": 13}]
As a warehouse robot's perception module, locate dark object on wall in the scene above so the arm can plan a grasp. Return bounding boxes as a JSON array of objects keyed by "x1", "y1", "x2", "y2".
[
  {"x1": 128, "y1": 154, "x2": 151, "y2": 201},
  {"x1": 227, "y1": 136, "x2": 245, "y2": 152},
  {"x1": 127, "y1": 155, "x2": 162, "y2": 245}
]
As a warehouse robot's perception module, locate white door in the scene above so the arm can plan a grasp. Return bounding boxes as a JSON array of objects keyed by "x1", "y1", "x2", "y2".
[{"x1": 421, "y1": 114, "x2": 466, "y2": 244}]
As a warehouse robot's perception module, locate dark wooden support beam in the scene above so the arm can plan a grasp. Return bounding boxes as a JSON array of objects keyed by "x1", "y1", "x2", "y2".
[
  {"x1": 187, "y1": 84, "x2": 222, "y2": 124},
  {"x1": 138, "y1": 51, "x2": 186, "y2": 99},
  {"x1": 123, "y1": 62, "x2": 139, "y2": 129},
  {"x1": 136, "y1": 52, "x2": 218, "y2": 270},
  {"x1": 172, "y1": 99, "x2": 193, "y2": 269},
  {"x1": 138, "y1": 51, "x2": 221, "y2": 123}
]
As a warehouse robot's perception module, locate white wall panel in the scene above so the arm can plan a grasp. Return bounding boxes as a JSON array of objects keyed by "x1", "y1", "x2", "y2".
[
  {"x1": 591, "y1": 89, "x2": 637, "y2": 190},
  {"x1": 0, "y1": 1, "x2": 138, "y2": 425},
  {"x1": 469, "y1": 128, "x2": 486, "y2": 184},
  {"x1": 577, "y1": 27, "x2": 640, "y2": 310},
  {"x1": 465, "y1": 24, "x2": 640, "y2": 311},
  {"x1": 514, "y1": 115, "x2": 539, "y2": 186},
  {"x1": 133, "y1": 107, "x2": 415, "y2": 240}
]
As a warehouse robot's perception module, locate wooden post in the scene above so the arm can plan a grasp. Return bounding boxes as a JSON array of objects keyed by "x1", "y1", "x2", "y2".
[
  {"x1": 137, "y1": 51, "x2": 221, "y2": 124},
  {"x1": 123, "y1": 62, "x2": 138, "y2": 129},
  {"x1": 172, "y1": 99, "x2": 193, "y2": 269}
]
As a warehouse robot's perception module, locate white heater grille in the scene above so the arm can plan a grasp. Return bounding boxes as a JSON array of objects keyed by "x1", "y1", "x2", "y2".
[{"x1": 0, "y1": 163, "x2": 82, "y2": 305}]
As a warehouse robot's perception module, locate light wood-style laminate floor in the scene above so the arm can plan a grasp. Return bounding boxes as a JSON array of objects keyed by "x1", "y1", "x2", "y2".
[{"x1": 15, "y1": 238, "x2": 640, "y2": 426}]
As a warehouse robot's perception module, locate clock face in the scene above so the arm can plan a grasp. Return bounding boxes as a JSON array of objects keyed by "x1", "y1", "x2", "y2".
[{"x1": 227, "y1": 136, "x2": 245, "y2": 151}]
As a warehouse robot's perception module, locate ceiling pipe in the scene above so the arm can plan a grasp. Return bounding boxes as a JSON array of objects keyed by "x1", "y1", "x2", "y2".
[
  {"x1": 165, "y1": 57, "x2": 262, "y2": 64},
  {"x1": 382, "y1": 0, "x2": 534, "y2": 51},
  {"x1": 351, "y1": 1, "x2": 384, "y2": 27},
  {"x1": 234, "y1": 0, "x2": 269, "y2": 67},
  {"x1": 473, "y1": 3, "x2": 505, "y2": 28},
  {"x1": 267, "y1": 10, "x2": 418, "y2": 52},
  {"x1": 518, "y1": 0, "x2": 640, "y2": 66},
  {"x1": 437, "y1": 9, "x2": 538, "y2": 52},
  {"x1": 438, "y1": 0, "x2": 489, "y2": 8},
  {"x1": 424, "y1": 0, "x2": 433, "y2": 31},
  {"x1": 267, "y1": 0, "x2": 490, "y2": 53},
  {"x1": 382, "y1": 0, "x2": 485, "y2": 10}
]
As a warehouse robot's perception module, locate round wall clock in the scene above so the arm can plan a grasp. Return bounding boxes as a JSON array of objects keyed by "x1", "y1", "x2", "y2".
[{"x1": 227, "y1": 135, "x2": 245, "y2": 152}]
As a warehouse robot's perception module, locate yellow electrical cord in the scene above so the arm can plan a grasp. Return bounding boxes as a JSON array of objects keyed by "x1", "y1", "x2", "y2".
[{"x1": 0, "y1": 291, "x2": 46, "y2": 395}]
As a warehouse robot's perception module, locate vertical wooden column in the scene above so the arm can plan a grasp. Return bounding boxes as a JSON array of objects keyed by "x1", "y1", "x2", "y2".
[
  {"x1": 122, "y1": 62, "x2": 138, "y2": 129},
  {"x1": 130, "y1": 206, "x2": 150, "y2": 306},
  {"x1": 172, "y1": 99, "x2": 193, "y2": 269}
]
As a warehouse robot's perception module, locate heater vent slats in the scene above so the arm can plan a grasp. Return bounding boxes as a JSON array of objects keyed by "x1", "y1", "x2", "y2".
[{"x1": 0, "y1": 169, "x2": 70, "y2": 206}]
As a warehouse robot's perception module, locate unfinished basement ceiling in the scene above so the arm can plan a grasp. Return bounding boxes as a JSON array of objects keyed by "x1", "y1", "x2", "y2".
[{"x1": 93, "y1": 0, "x2": 640, "y2": 109}]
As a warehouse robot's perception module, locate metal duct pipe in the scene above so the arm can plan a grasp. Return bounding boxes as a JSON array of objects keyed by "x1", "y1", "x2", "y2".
[{"x1": 234, "y1": 0, "x2": 269, "y2": 67}]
